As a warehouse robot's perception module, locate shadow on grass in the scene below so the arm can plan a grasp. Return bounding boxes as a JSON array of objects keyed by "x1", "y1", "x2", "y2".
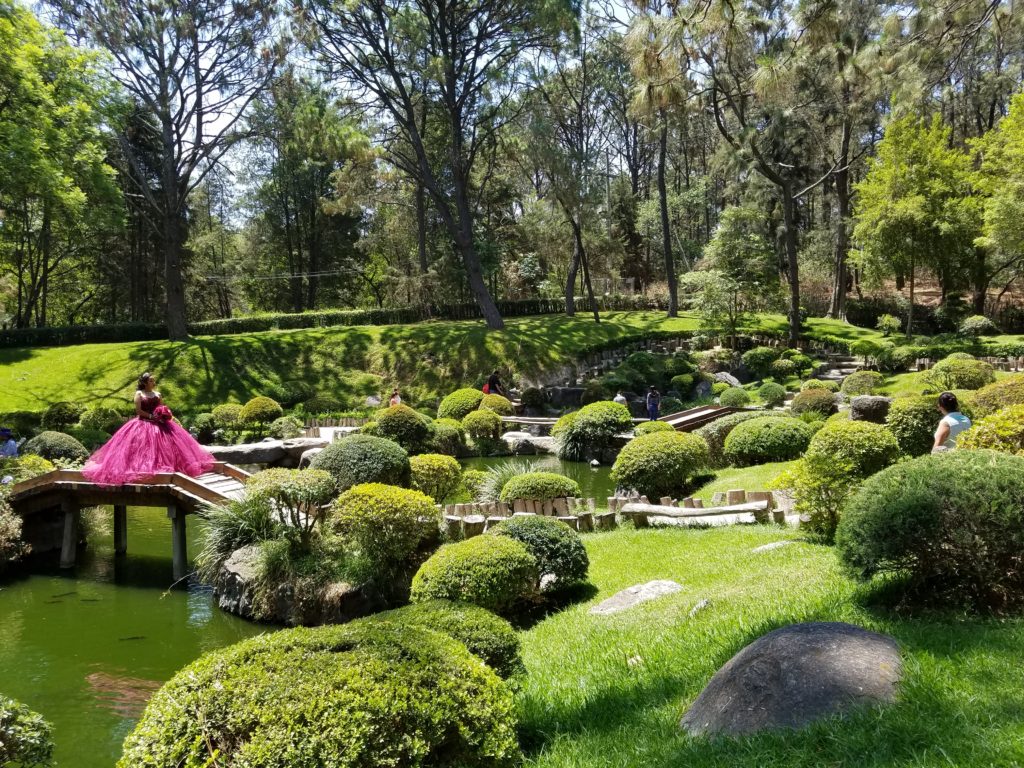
[{"x1": 511, "y1": 581, "x2": 600, "y2": 631}]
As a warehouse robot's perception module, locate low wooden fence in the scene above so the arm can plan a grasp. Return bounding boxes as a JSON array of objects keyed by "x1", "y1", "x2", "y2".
[{"x1": 442, "y1": 496, "x2": 617, "y2": 539}]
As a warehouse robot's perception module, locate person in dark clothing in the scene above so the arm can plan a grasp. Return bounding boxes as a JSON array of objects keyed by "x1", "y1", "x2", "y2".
[
  {"x1": 646, "y1": 386, "x2": 661, "y2": 421},
  {"x1": 486, "y1": 370, "x2": 506, "y2": 397}
]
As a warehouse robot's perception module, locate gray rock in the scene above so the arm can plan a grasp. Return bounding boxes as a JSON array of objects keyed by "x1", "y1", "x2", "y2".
[
  {"x1": 281, "y1": 436, "x2": 329, "y2": 461},
  {"x1": 714, "y1": 371, "x2": 742, "y2": 388},
  {"x1": 298, "y1": 447, "x2": 323, "y2": 468},
  {"x1": 694, "y1": 380, "x2": 712, "y2": 399},
  {"x1": 214, "y1": 545, "x2": 262, "y2": 618},
  {"x1": 850, "y1": 395, "x2": 893, "y2": 424},
  {"x1": 680, "y1": 622, "x2": 902, "y2": 737},
  {"x1": 208, "y1": 440, "x2": 287, "y2": 466},
  {"x1": 589, "y1": 580, "x2": 683, "y2": 615},
  {"x1": 751, "y1": 540, "x2": 794, "y2": 553}
]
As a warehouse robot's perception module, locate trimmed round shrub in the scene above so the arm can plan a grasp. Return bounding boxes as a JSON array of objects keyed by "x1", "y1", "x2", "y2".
[
  {"x1": 836, "y1": 451, "x2": 1024, "y2": 610},
  {"x1": 0, "y1": 694, "x2": 53, "y2": 767},
  {"x1": 719, "y1": 387, "x2": 751, "y2": 407},
  {"x1": 438, "y1": 388, "x2": 486, "y2": 421},
  {"x1": 480, "y1": 394, "x2": 513, "y2": 416},
  {"x1": 79, "y1": 406, "x2": 125, "y2": 434},
  {"x1": 694, "y1": 410, "x2": 788, "y2": 467},
  {"x1": 800, "y1": 379, "x2": 839, "y2": 392},
  {"x1": 190, "y1": 413, "x2": 217, "y2": 444},
  {"x1": 264, "y1": 380, "x2": 314, "y2": 408},
  {"x1": 364, "y1": 599, "x2": 523, "y2": 678},
  {"x1": 302, "y1": 394, "x2": 343, "y2": 414},
  {"x1": 64, "y1": 426, "x2": 110, "y2": 451},
  {"x1": 710, "y1": 382, "x2": 730, "y2": 396},
  {"x1": 118, "y1": 622, "x2": 520, "y2": 768},
  {"x1": 310, "y1": 434, "x2": 410, "y2": 490},
  {"x1": 332, "y1": 483, "x2": 440, "y2": 577},
  {"x1": 787, "y1": 353, "x2": 814, "y2": 375},
  {"x1": 497, "y1": 472, "x2": 581, "y2": 503},
  {"x1": 611, "y1": 431, "x2": 709, "y2": 499},
  {"x1": 23, "y1": 431, "x2": 89, "y2": 463},
  {"x1": 877, "y1": 344, "x2": 919, "y2": 372},
  {"x1": 520, "y1": 387, "x2": 546, "y2": 409},
  {"x1": 886, "y1": 396, "x2": 940, "y2": 456},
  {"x1": 670, "y1": 374, "x2": 694, "y2": 393},
  {"x1": 239, "y1": 396, "x2": 284, "y2": 426},
  {"x1": 463, "y1": 409, "x2": 502, "y2": 440},
  {"x1": 489, "y1": 515, "x2": 588, "y2": 586},
  {"x1": 790, "y1": 388, "x2": 837, "y2": 417},
  {"x1": 372, "y1": 404, "x2": 433, "y2": 453},
  {"x1": 806, "y1": 419, "x2": 901, "y2": 477},
  {"x1": 430, "y1": 418, "x2": 468, "y2": 456},
  {"x1": 841, "y1": 370, "x2": 883, "y2": 397},
  {"x1": 410, "y1": 453, "x2": 463, "y2": 501},
  {"x1": 211, "y1": 403, "x2": 243, "y2": 427},
  {"x1": 411, "y1": 536, "x2": 538, "y2": 614},
  {"x1": 552, "y1": 401, "x2": 632, "y2": 462},
  {"x1": 723, "y1": 417, "x2": 813, "y2": 466},
  {"x1": 959, "y1": 314, "x2": 998, "y2": 336},
  {"x1": 741, "y1": 346, "x2": 780, "y2": 378},
  {"x1": 268, "y1": 415, "x2": 304, "y2": 439},
  {"x1": 460, "y1": 469, "x2": 488, "y2": 499},
  {"x1": 876, "y1": 313, "x2": 902, "y2": 336},
  {"x1": 635, "y1": 420, "x2": 673, "y2": 436},
  {"x1": 41, "y1": 401, "x2": 83, "y2": 430},
  {"x1": 958, "y1": 405, "x2": 1024, "y2": 455},
  {"x1": 770, "y1": 358, "x2": 797, "y2": 378},
  {"x1": 757, "y1": 382, "x2": 787, "y2": 408},
  {"x1": 660, "y1": 396, "x2": 683, "y2": 415},
  {"x1": 246, "y1": 468, "x2": 336, "y2": 539},
  {"x1": 970, "y1": 375, "x2": 1024, "y2": 418},
  {"x1": 926, "y1": 355, "x2": 995, "y2": 391}
]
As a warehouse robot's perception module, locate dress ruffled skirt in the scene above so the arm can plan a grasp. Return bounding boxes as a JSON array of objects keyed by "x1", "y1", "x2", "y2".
[{"x1": 82, "y1": 418, "x2": 215, "y2": 485}]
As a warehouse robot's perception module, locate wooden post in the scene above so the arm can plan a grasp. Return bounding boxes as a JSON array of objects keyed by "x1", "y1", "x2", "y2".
[
  {"x1": 726, "y1": 489, "x2": 746, "y2": 505},
  {"x1": 463, "y1": 515, "x2": 486, "y2": 538},
  {"x1": 168, "y1": 505, "x2": 188, "y2": 582},
  {"x1": 682, "y1": 498, "x2": 695, "y2": 509},
  {"x1": 113, "y1": 505, "x2": 128, "y2": 556},
  {"x1": 445, "y1": 515, "x2": 463, "y2": 540},
  {"x1": 59, "y1": 499, "x2": 79, "y2": 569}
]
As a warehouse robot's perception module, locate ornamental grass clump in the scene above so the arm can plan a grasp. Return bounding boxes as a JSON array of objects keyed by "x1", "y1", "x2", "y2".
[
  {"x1": 552, "y1": 401, "x2": 632, "y2": 462},
  {"x1": 118, "y1": 623, "x2": 521, "y2": 768},
  {"x1": 723, "y1": 416, "x2": 813, "y2": 466},
  {"x1": 611, "y1": 431, "x2": 709, "y2": 499},
  {"x1": 410, "y1": 453, "x2": 463, "y2": 501},
  {"x1": 837, "y1": 451, "x2": 1024, "y2": 611},
  {"x1": 411, "y1": 536, "x2": 538, "y2": 615},
  {"x1": 489, "y1": 516, "x2": 588, "y2": 587},
  {"x1": 497, "y1": 472, "x2": 581, "y2": 503},
  {"x1": 309, "y1": 434, "x2": 410, "y2": 490}
]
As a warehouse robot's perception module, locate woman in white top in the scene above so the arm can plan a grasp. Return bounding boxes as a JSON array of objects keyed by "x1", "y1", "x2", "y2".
[{"x1": 932, "y1": 391, "x2": 972, "y2": 453}]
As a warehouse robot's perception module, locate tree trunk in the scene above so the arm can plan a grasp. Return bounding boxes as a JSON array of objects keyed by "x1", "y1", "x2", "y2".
[
  {"x1": 449, "y1": 168, "x2": 503, "y2": 329},
  {"x1": 972, "y1": 247, "x2": 988, "y2": 314},
  {"x1": 163, "y1": 210, "x2": 190, "y2": 341},
  {"x1": 416, "y1": 180, "x2": 429, "y2": 275},
  {"x1": 827, "y1": 123, "x2": 852, "y2": 320},
  {"x1": 780, "y1": 186, "x2": 801, "y2": 346},
  {"x1": 571, "y1": 218, "x2": 599, "y2": 323},
  {"x1": 906, "y1": 255, "x2": 915, "y2": 337},
  {"x1": 657, "y1": 118, "x2": 677, "y2": 317},
  {"x1": 565, "y1": 232, "x2": 580, "y2": 317}
]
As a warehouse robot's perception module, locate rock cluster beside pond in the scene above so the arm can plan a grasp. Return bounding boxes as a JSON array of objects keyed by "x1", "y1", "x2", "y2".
[
  {"x1": 207, "y1": 437, "x2": 329, "y2": 467},
  {"x1": 681, "y1": 622, "x2": 902, "y2": 737}
]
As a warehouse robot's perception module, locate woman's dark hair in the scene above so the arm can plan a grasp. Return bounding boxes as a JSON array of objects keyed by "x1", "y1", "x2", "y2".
[
  {"x1": 938, "y1": 391, "x2": 959, "y2": 412},
  {"x1": 137, "y1": 372, "x2": 153, "y2": 391}
]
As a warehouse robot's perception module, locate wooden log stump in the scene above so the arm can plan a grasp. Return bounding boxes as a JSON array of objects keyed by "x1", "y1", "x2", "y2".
[
  {"x1": 660, "y1": 496, "x2": 674, "y2": 507},
  {"x1": 587, "y1": 498, "x2": 596, "y2": 514},
  {"x1": 553, "y1": 498, "x2": 568, "y2": 516},
  {"x1": 726, "y1": 489, "x2": 746, "y2": 505},
  {"x1": 513, "y1": 499, "x2": 527, "y2": 515},
  {"x1": 543, "y1": 499, "x2": 555, "y2": 516},
  {"x1": 607, "y1": 496, "x2": 617, "y2": 513},
  {"x1": 485, "y1": 516, "x2": 508, "y2": 531},
  {"x1": 445, "y1": 515, "x2": 463, "y2": 540},
  {"x1": 497, "y1": 502, "x2": 511, "y2": 517},
  {"x1": 711, "y1": 492, "x2": 726, "y2": 505},
  {"x1": 556, "y1": 515, "x2": 580, "y2": 531},
  {"x1": 682, "y1": 497, "x2": 695, "y2": 509},
  {"x1": 692, "y1": 498, "x2": 704, "y2": 509},
  {"x1": 463, "y1": 515, "x2": 486, "y2": 538},
  {"x1": 595, "y1": 511, "x2": 617, "y2": 530},
  {"x1": 577, "y1": 512, "x2": 594, "y2": 532}
]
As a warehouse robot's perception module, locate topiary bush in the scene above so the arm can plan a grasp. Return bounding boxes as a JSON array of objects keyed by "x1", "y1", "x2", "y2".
[
  {"x1": 211, "y1": 403, "x2": 243, "y2": 429},
  {"x1": 462, "y1": 409, "x2": 502, "y2": 440},
  {"x1": 410, "y1": 454, "x2": 463, "y2": 501},
  {"x1": 840, "y1": 370, "x2": 884, "y2": 397},
  {"x1": 460, "y1": 469, "x2": 488, "y2": 500},
  {"x1": 836, "y1": 451, "x2": 1024, "y2": 610},
  {"x1": 925, "y1": 355, "x2": 995, "y2": 391},
  {"x1": 480, "y1": 394, "x2": 513, "y2": 416},
  {"x1": 757, "y1": 381, "x2": 787, "y2": 408},
  {"x1": 411, "y1": 536, "x2": 538, "y2": 614},
  {"x1": 23, "y1": 431, "x2": 89, "y2": 464},
  {"x1": 790, "y1": 388, "x2": 837, "y2": 417},
  {"x1": 807, "y1": 419, "x2": 902, "y2": 478},
  {"x1": 959, "y1": 314, "x2": 998, "y2": 336},
  {"x1": 363, "y1": 599, "x2": 523, "y2": 678},
  {"x1": 189, "y1": 413, "x2": 217, "y2": 444},
  {"x1": 332, "y1": 483, "x2": 440, "y2": 581},
  {"x1": 969, "y1": 375, "x2": 1024, "y2": 418},
  {"x1": 611, "y1": 431, "x2": 709, "y2": 499},
  {"x1": 245, "y1": 468, "x2": 336, "y2": 543},
  {"x1": 670, "y1": 373, "x2": 694, "y2": 394},
  {"x1": 710, "y1": 382, "x2": 730, "y2": 396},
  {"x1": 800, "y1": 379, "x2": 839, "y2": 392},
  {"x1": 635, "y1": 420, "x2": 674, "y2": 436},
  {"x1": 118, "y1": 622, "x2": 520, "y2": 768},
  {"x1": 438, "y1": 388, "x2": 486, "y2": 421},
  {"x1": 0, "y1": 694, "x2": 54, "y2": 767},
  {"x1": 741, "y1": 346, "x2": 780, "y2": 378},
  {"x1": 770, "y1": 358, "x2": 797, "y2": 379},
  {"x1": 886, "y1": 396, "x2": 940, "y2": 456},
  {"x1": 371, "y1": 404, "x2": 434, "y2": 454},
  {"x1": 694, "y1": 410, "x2": 788, "y2": 467},
  {"x1": 786, "y1": 353, "x2": 815, "y2": 376},
  {"x1": 520, "y1": 387, "x2": 546, "y2": 409},
  {"x1": 489, "y1": 516, "x2": 588, "y2": 587},
  {"x1": 63, "y1": 426, "x2": 110, "y2": 451},
  {"x1": 430, "y1": 418, "x2": 468, "y2": 456},
  {"x1": 552, "y1": 401, "x2": 632, "y2": 462},
  {"x1": 660, "y1": 396, "x2": 683, "y2": 415},
  {"x1": 268, "y1": 415, "x2": 304, "y2": 439},
  {"x1": 310, "y1": 434, "x2": 410, "y2": 490},
  {"x1": 79, "y1": 406, "x2": 125, "y2": 434},
  {"x1": 497, "y1": 472, "x2": 581, "y2": 503},
  {"x1": 41, "y1": 401, "x2": 83, "y2": 430},
  {"x1": 718, "y1": 387, "x2": 750, "y2": 407},
  {"x1": 723, "y1": 417, "x2": 813, "y2": 466},
  {"x1": 958, "y1": 405, "x2": 1024, "y2": 455},
  {"x1": 302, "y1": 394, "x2": 344, "y2": 415},
  {"x1": 876, "y1": 313, "x2": 902, "y2": 336},
  {"x1": 239, "y1": 396, "x2": 284, "y2": 427}
]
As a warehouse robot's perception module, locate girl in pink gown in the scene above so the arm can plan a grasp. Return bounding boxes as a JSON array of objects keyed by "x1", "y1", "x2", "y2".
[{"x1": 82, "y1": 372, "x2": 215, "y2": 485}]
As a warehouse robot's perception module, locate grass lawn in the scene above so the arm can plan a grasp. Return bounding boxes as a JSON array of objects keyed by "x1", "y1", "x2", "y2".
[
  {"x1": 692, "y1": 462, "x2": 797, "y2": 501},
  {"x1": 517, "y1": 526, "x2": 1024, "y2": 767}
]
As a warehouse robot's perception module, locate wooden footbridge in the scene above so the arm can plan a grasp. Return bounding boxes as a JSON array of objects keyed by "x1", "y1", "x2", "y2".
[
  {"x1": 501, "y1": 404, "x2": 748, "y2": 434},
  {"x1": 7, "y1": 463, "x2": 249, "y2": 581}
]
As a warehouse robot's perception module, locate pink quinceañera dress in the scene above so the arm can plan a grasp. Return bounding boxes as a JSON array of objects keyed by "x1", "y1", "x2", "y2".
[{"x1": 82, "y1": 392, "x2": 215, "y2": 485}]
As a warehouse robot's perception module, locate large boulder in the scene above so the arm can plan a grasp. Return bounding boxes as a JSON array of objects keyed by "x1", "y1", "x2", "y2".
[
  {"x1": 207, "y1": 440, "x2": 288, "y2": 466},
  {"x1": 681, "y1": 622, "x2": 901, "y2": 737},
  {"x1": 501, "y1": 431, "x2": 538, "y2": 455},
  {"x1": 850, "y1": 395, "x2": 893, "y2": 424},
  {"x1": 281, "y1": 436, "x2": 329, "y2": 461},
  {"x1": 713, "y1": 371, "x2": 742, "y2": 388}
]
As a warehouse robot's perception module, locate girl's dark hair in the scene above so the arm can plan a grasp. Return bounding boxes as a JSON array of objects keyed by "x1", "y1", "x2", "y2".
[
  {"x1": 938, "y1": 391, "x2": 959, "y2": 412},
  {"x1": 137, "y1": 372, "x2": 153, "y2": 391}
]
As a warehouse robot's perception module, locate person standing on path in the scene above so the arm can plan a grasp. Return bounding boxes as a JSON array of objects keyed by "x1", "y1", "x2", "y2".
[
  {"x1": 932, "y1": 391, "x2": 971, "y2": 453},
  {"x1": 0, "y1": 428, "x2": 17, "y2": 458},
  {"x1": 646, "y1": 386, "x2": 661, "y2": 421}
]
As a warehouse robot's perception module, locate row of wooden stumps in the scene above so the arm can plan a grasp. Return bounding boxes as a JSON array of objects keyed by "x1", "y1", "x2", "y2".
[
  {"x1": 618, "y1": 489, "x2": 781, "y2": 528},
  {"x1": 58, "y1": 502, "x2": 189, "y2": 582},
  {"x1": 443, "y1": 497, "x2": 618, "y2": 539}
]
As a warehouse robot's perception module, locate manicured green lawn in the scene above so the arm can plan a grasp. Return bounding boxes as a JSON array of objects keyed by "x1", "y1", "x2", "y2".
[
  {"x1": 517, "y1": 526, "x2": 1024, "y2": 767},
  {"x1": 692, "y1": 462, "x2": 797, "y2": 501}
]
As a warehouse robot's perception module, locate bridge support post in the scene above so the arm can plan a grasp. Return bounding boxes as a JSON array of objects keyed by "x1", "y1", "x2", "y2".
[
  {"x1": 59, "y1": 500, "x2": 79, "y2": 569},
  {"x1": 168, "y1": 505, "x2": 187, "y2": 583},
  {"x1": 113, "y1": 505, "x2": 128, "y2": 555}
]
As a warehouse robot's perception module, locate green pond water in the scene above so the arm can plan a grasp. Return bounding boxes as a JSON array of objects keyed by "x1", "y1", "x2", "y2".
[{"x1": 0, "y1": 456, "x2": 612, "y2": 767}]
